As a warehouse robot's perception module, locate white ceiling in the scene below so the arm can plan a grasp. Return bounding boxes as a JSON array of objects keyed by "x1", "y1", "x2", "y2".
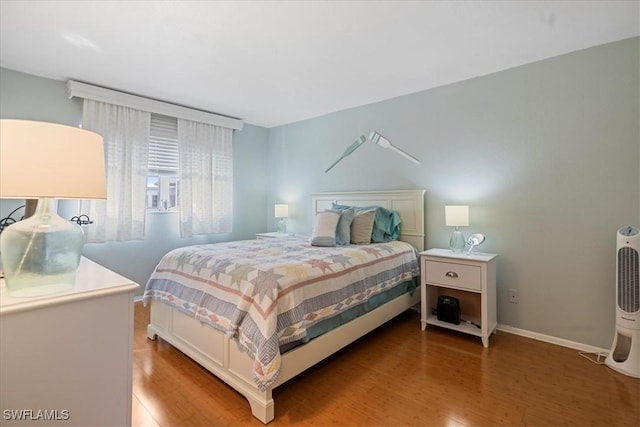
[{"x1": 1, "y1": 1, "x2": 638, "y2": 128}]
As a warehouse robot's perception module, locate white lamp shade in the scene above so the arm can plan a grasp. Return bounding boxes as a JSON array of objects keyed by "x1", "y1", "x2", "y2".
[
  {"x1": 445, "y1": 205, "x2": 469, "y2": 227},
  {"x1": 0, "y1": 119, "x2": 106, "y2": 199},
  {"x1": 274, "y1": 204, "x2": 289, "y2": 218}
]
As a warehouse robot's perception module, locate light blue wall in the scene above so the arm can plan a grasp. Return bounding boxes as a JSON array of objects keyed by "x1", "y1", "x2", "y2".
[
  {"x1": 266, "y1": 37, "x2": 640, "y2": 349},
  {"x1": 0, "y1": 68, "x2": 270, "y2": 294}
]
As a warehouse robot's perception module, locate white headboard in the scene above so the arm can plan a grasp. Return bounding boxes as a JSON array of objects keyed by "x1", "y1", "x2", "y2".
[{"x1": 311, "y1": 189, "x2": 426, "y2": 251}]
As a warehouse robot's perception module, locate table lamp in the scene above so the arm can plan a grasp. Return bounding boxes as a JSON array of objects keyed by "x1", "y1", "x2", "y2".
[
  {"x1": 275, "y1": 204, "x2": 288, "y2": 233},
  {"x1": 445, "y1": 205, "x2": 469, "y2": 253},
  {"x1": 0, "y1": 120, "x2": 106, "y2": 297}
]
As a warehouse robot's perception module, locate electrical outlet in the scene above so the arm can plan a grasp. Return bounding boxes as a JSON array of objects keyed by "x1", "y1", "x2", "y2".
[{"x1": 508, "y1": 289, "x2": 519, "y2": 304}]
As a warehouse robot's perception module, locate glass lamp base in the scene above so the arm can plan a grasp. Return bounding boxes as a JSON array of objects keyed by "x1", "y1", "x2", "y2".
[
  {"x1": 0, "y1": 199, "x2": 83, "y2": 297},
  {"x1": 449, "y1": 229, "x2": 466, "y2": 253},
  {"x1": 277, "y1": 218, "x2": 287, "y2": 234}
]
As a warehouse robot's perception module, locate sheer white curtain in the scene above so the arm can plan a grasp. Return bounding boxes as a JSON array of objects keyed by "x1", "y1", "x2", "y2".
[
  {"x1": 80, "y1": 99, "x2": 150, "y2": 242},
  {"x1": 178, "y1": 119, "x2": 233, "y2": 237}
]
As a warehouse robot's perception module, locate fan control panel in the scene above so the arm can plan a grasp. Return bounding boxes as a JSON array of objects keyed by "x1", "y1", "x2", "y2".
[{"x1": 619, "y1": 226, "x2": 639, "y2": 237}]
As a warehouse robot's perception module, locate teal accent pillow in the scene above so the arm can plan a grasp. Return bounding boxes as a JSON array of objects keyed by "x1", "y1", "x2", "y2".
[{"x1": 331, "y1": 203, "x2": 402, "y2": 243}]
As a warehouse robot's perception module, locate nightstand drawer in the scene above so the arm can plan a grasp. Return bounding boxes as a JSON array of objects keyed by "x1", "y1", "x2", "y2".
[{"x1": 424, "y1": 260, "x2": 481, "y2": 291}]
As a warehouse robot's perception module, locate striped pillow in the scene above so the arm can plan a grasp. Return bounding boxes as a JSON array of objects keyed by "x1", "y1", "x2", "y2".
[{"x1": 350, "y1": 209, "x2": 376, "y2": 244}]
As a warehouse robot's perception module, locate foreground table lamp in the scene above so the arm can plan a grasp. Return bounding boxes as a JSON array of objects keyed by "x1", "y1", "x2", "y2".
[
  {"x1": 275, "y1": 204, "x2": 288, "y2": 233},
  {"x1": 445, "y1": 205, "x2": 469, "y2": 253},
  {"x1": 0, "y1": 120, "x2": 106, "y2": 297}
]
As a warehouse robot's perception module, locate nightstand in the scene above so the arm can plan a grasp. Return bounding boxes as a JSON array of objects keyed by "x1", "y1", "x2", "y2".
[
  {"x1": 256, "y1": 232, "x2": 290, "y2": 239},
  {"x1": 420, "y1": 248, "x2": 497, "y2": 347}
]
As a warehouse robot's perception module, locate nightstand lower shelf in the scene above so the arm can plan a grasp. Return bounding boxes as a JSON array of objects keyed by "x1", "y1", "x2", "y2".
[
  {"x1": 425, "y1": 314, "x2": 496, "y2": 346},
  {"x1": 426, "y1": 314, "x2": 482, "y2": 335}
]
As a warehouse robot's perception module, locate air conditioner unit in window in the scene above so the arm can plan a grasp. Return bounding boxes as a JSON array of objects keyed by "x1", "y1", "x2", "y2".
[{"x1": 605, "y1": 226, "x2": 640, "y2": 378}]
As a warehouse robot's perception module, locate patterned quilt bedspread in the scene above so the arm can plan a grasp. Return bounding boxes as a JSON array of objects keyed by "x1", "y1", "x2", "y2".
[{"x1": 142, "y1": 235, "x2": 419, "y2": 390}]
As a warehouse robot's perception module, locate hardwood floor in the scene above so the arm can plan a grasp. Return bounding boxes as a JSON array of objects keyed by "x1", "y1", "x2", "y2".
[{"x1": 132, "y1": 302, "x2": 639, "y2": 426}]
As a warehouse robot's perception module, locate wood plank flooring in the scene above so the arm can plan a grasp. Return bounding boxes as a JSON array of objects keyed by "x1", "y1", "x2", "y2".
[{"x1": 132, "y1": 302, "x2": 639, "y2": 426}]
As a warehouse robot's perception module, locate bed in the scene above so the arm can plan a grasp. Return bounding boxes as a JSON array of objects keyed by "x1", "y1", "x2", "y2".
[{"x1": 143, "y1": 189, "x2": 425, "y2": 423}]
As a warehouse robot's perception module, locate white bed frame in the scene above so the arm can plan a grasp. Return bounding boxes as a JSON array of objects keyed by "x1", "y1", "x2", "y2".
[{"x1": 146, "y1": 189, "x2": 425, "y2": 423}]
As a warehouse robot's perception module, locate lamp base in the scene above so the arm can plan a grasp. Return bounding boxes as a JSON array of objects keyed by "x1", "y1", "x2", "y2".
[
  {"x1": 0, "y1": 198, "x2": 83, "y2": 297},
  {"x1": 449, "y1": 229, "x2": 466, "y2": 253},
  {"x1": 277, "y1": 218, "x2": 287, "y2": 234}
]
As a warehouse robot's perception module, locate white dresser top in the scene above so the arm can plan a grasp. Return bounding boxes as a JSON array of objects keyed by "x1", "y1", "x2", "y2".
[{"x1": 1, "y1": 257, "x2": 139, "y2": 314}]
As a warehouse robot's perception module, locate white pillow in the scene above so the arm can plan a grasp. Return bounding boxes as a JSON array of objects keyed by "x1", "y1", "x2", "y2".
[{"x1": 310, "y1": 211, "x2": 340, "y2": 247}]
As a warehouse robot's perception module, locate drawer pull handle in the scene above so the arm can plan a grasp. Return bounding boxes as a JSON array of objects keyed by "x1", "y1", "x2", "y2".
[{"x1": 445, "y1": 271, "x2": 458, "y2": 278}]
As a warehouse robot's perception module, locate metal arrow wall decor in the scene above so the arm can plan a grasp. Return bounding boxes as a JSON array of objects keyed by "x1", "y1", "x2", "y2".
[
  {"x1": 324, "y1": 132, "x2": 421, "y2": 173},
  {"x1": 324, "y1": 135, "x2": 367, "y2": 173},
  {"x1": 369, "y1": 131, "x2": 421, "y2": 165}
]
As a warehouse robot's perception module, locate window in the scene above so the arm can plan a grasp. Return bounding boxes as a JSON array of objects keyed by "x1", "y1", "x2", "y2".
[
  {"x1": 69, "y1": 80, "x2": 240, "y2": 239},
  {"x1": 147, "y1": 114, "x2": 179, "y2": 211}
]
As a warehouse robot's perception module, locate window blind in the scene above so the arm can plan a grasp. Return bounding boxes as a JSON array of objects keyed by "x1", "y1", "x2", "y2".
[{"x1": 148, "y1": 114, "x2": 179, "y2": 174}]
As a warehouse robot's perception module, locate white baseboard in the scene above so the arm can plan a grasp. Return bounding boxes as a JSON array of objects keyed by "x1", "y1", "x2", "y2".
[{"x1": 497, "y1": 324, "x2": 609, "y2": 355}]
